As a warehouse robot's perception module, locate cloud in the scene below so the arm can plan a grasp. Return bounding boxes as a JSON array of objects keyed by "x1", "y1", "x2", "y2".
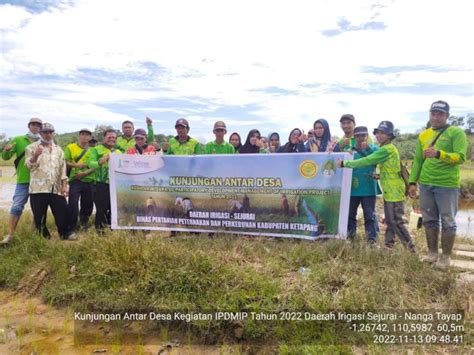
[{"x1": 0, "y1": 0, "x2": 473, "y2": 140}]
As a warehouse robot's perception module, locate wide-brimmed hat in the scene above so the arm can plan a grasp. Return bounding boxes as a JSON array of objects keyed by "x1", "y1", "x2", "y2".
[{"x1": 373, "y1": 121, "x2": 395, "y2": 138}]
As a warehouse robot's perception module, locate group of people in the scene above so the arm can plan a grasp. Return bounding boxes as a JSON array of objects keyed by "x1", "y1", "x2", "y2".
[{"x1": 1, "y1": 100, "x2": 467, "y2": 269}]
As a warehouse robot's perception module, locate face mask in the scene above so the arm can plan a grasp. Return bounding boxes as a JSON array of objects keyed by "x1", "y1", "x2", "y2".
[
  {"x1": 27, "y1": 132, "x2": 40, "y2": 140},
  {"x1": 40, "y1": 137, "x2": 53, "y2": 144}
]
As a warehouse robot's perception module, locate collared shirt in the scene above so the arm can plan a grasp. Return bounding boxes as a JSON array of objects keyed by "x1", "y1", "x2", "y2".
[
  {"x1": 116, "y1": 125, "x2": 155, "y2": 152},
  {"x1": 87, "y1": 144, "x2": 121, "y2": 184},
  {"x1": 166, "y1": 136, "x2": 201, "y2": 155},
  {"x1": 203, "y1": 140, "x2": 235, "y2": 154},
  {"x1": 1, "y1": 134, "x2": 37, "y2": 183},
  {"x1": 25, "y1": 141, "x2": 67, "y2": 195},
  {"x1": 409, "y1": 126, "x2": 467, "y2": 188},
  {"x1": 65, "y1": 143, "x2": 95, "y2": 183}
]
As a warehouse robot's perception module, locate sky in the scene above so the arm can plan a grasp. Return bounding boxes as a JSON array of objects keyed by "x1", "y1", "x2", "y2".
[{"x1": 0, "y1": 0, "x2": 473, "y2": 143}]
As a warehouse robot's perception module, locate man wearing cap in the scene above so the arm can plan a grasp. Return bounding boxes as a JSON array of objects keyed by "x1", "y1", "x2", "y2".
[
  {"x1": 347, "y1": 126, "x2": 382, "y2": 245},
  {"x1": 339, "y1": 121, "x2": 415, "y2": 252},
  {"x1": 25, "y1": 123, "x2": 75, "y2": 240},
  {"x1": 204, "y1": 121, "x2": 235, "y2": 154},
  {"x1": 126, "y1": 128, "x2": 158, "y2": 155},
  {"x1": 165, "y1": 118, "x2": 201, "y2": 155},
  {"x1": 116, "y1": 117, "x2": 155, "y2": 152},
  {"x1": 87, "y1": 129, "x2": 121, "y2": 231},
  {"x1": 338, "y1": 114, "x2": 373, "y2": 152},
  {"x1": 65, "y1": 128, "x2": 96, "y2": 231},
  {"x1": 1, "y1": 118, "x2": 43, "y2": 245},
  {"x1": 409, "y1": 101, "x2": 467, "y2": 269}
]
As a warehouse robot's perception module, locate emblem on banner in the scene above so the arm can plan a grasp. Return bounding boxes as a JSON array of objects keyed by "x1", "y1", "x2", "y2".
[{"x1": 299, "y1": 160, "x2": 318, "y2": 179}]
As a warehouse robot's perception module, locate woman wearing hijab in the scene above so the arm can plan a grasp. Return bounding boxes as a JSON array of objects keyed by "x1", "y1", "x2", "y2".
[
  {"x1": 267, "y1": 132, "x2": 281, "y2": 153},
  {"x1": 229, "y1": 132, "x2": 242, "y2": 151},
  {"x1": 277, "y1": 128, "x2": 306, "y2": 153},
  {"x1": 238, "y1": 129, "x2": 266, "y2": 154},
  {"x1": 308, "y1": 119, "x2": 340, "y2": 153}
]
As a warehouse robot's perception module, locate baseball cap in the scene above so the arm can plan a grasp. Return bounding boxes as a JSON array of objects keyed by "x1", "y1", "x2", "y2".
[
  {"x1": 430, "y1": 100, "x2": 450, "y2": 114},
  {"x1": 40, "y1": 122, "x2": 55, "y2": 132},
  {"x1": 340, "y1": 114, "x2": 355, "y2": 123},
  {"x1": 213, "y1": 121, "x2": 227, "y2": 130},
  {"x1": 79, "y1": 128, "x2": 92, "y2": 135},
  {"x1": 28, "y1": 117, "x2": 43, "y2": 125},
  {"x1": 175, "y1": 118, "x2": 190, "y2": 129},
  {"x1": 353, "y1": 126, "x2": 369, "y2": 136},
  {"x1": 133, "y1": 128, "x2": 147, "y2": 138}
]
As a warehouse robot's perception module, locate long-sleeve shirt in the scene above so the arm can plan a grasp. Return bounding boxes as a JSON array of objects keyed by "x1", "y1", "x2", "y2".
[
  {"x1": 87, "y1": 144, "x2": 121, "y2": 184},
  {"x1": 349, "y1": 143, "x2": 382, "y2": 197},
  {"x1": 116, "y1": 125, "x2": 154, "y2": 152},
  {"x1": 343, "y1": 143, "x2": 405, "y2": 202},
  {"x1": 64, "y1": 143, "x2": 95, "y2": 183},
  {"x1": 166, "y1": 136, "x2": 201, "y2": 155},
  {"x1": 25, "y1": 141, "x2": 67, "y2": 195},
  {"x1": 409, "y1": 126, "x2": 467, "y2": 188},
  {"x1": 1, "y1": 135, "x2": 37, "y2": 184}
]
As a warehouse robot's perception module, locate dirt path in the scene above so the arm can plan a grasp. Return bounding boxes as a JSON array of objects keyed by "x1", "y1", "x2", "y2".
[{"x1": 0, "y1": 291, "x2": 225, "y2": 354}]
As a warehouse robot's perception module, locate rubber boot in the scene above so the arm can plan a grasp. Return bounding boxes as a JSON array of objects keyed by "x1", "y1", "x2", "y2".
[
  {"x1": 422, "y1": 228, "x2": 439, "y2": 263},
  {"x1": 435, "y1": 230, "x2": 456, "y2": 270}
]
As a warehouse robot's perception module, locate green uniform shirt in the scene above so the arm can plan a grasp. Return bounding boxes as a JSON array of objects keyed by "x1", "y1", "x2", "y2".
[
  {"x1": 203, "y1": 140, "x2": 236, "y2": 154},
  {"x1": 166, "y1": 136, "x2": 201, "y2": 155},
  {"x1": 338, "y1": 136, "x2": 374, "y2": 152},
  {"x1": 409, "y1": 126, "x2": 467, "y2": 188},
  {"x1": 116, "y1": 125, "x2": 154, "y2": 152},
  {"x1": 344, "y1": 143, "x2": 405, "y2": 202},
  {"x1": 64, "y1": 143, "x2": 95, "y2": 183},
  {"x1": 87, "y1": 144, "x2": 121, "y2": 184},
  {"x1": 1, "y1": 135, "x2": 36, "y2": 184}
]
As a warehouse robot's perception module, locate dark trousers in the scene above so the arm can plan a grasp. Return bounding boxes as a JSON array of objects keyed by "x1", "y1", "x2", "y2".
[
  {"x1": 94, "y1": 183, "x2": 111, "y2": 230},
  {"x1": 30, "y1": 193, "x2": 72, "y2": 239},
  {"x1": 348, "y1": 195, "x2": 378, "y2": 242},
  {"x1": 384, "y1": 201, "x2": 414, "y2": 249},
  {"x1": 68, "y1": 180, "x2": 94, "y2": 230}
]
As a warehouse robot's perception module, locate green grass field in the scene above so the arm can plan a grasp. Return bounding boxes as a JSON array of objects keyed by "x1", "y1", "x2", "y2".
[{"x1": 0, "y1": 210, "x2": 472, "y2": 351}]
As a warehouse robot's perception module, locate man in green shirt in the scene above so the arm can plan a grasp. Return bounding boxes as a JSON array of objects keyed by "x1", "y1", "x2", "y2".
[
  {"x1": 338, "y1": 114, "x2": 356, "y2": 152},
  {"x1": 87, "y1": 129, "x2": 121, "y2": 231},
  {"x1": 204, "y1": 121, "x2": 235, "y2": 154},
  {"x1": 408, "y1": 101, "x2": 467, "y2": 269},
  {"x1": 1, "y1": 117, "x2": 42, "y2": 245},
  {"x1": 164, "y1": 118, "x2": 201, "y2": 155},
  {"x1": 65, "y1": 128, "x2": 96, "y2": 231},
  {"x1": 339, "y1": 121, "x2": 415, "y2": 252},
  {"x1": 116, "y1": 117, "x2": 155, "y2": 152}
]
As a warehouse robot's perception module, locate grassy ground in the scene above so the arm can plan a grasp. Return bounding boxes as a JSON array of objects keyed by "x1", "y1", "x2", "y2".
[{"x1": 0, "y1": 211, "x2": 472, "y2": 352}]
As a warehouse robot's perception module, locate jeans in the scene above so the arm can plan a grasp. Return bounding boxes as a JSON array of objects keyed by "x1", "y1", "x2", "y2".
[
  {"x1": 30, "y1": 193, "x2": 72, "y2": 239},
  {"x1": 384, "y1": 201, "x2": 414, "y2": 249},
  {"x1": 348, "y1": 195, "x2": 377, "y2": 242},
  {"x1": 419, "y1": 184, "x2": 459, "y2": 232},
  {"x1": 68, "y1": 180, "x2": 94, "y2": 230},
  {"x1": 10, "y1": 183, "x2": 29, "y2": 216}
]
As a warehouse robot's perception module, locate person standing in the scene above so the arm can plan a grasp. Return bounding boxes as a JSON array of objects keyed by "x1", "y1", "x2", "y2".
[
  {"x1": 409, "y1": 101, "x2": 467, "y2": 269},
  {"x1": 126, "y1": 128, "x2": 158, "y2": 155},
  {"x1": 238, "y1": 129, "x2": 266, "y2": 154},
  {"x1": 308, "y1": 119, "x2": 340, "y2": 153},
  {"x1": 347, "y1": 126, "x2": 381, "y2": 245},
  {"x1": 65, "y1": 128, "x2": 96, "y2": 231},
  {"x1": 229, "y1": 132, "x2": 242, "y2": 151},
  {"x1": 339, "y1": 121, "x2": 415, "y2": 252},
  {"x1": 277, "y1": 128, "x2": 307, "y2": 153},
  {"x1": 338, "y1": 114, "x2": 357, "y2": 152},
  {"x1": 25, "y1": 123, "x2": 76, "y2": 240},
  {"x1": 87, "y1": 129, "x2": 121, "y2": 231},
  {"x1": 116, "y1": 117, "x2": 155, "y2": 152},
  {"x1": 204, "y1": 121, "x2": 235, "y2": 154},
  {"x1": 1, "y1": 118, "x2": 42, "y2": 245},
  {"x1": 164, "y1": 119, "x2": 201, "y2": 155}
]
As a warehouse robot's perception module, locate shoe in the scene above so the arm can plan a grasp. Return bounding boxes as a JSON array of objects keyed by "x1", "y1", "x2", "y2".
[
  {"x1": 368, "y1": 240, "x2": 380, "y2": 249},
  {"x1": 435, "y1": 254, "x2": 451, "y2": 270},
  {"x1": 0, "y1": 234, "x2": 12, "y2": 246},
  {"x1": 66, "y1": 233, "x2": 77, "y2": 241},
  {"x1": 384, "y1": 244, "x2": 394, "y2": 250}
]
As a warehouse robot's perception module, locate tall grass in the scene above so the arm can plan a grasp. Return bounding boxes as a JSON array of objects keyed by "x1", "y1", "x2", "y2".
[{"x1": 0, "y1": 211, "x2": 472, "y2": 351}]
